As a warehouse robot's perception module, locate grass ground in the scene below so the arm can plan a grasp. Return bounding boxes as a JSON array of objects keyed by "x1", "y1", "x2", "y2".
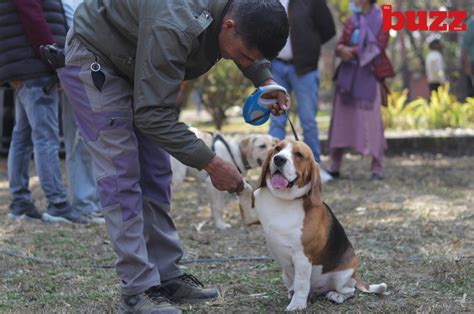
[{"x1": 0, "y1": 152, "x2": 473, "y2": 312}]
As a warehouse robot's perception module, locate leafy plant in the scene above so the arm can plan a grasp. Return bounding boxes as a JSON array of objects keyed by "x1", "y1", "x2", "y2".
[
  {"x1": 382, "y1": 85, "x2": 474, "y2": 130},
  {"x1": 195, "y1": 60, "x2": 254, "y2": 130}
]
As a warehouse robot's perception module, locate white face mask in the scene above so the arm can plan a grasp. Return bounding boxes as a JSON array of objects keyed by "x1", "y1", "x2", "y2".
[{"x1": 350, "y1": 1, "x2": 362, "y2": 13}]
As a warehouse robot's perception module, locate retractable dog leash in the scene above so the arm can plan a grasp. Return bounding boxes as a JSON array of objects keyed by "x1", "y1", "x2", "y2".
[{"x1": 243, "y1": 85, "x2": 299, "y2": 141}]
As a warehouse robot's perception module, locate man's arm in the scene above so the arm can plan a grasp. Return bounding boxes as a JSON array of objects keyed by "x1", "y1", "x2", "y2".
[
  {"x1": 13, "y1": 0, "x2": 55, "y2": 57},
  {"x1": 134, "y1": 22, "x2": 243, "y2": 192},
  {"x1": 134, "y1": 22, "x2": 215, "y2": 170}
]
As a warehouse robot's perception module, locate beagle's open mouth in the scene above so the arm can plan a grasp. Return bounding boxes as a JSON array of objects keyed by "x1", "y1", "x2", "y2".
[{"x1": 271, "y1": 170, "x2": 297, "y2": 189}]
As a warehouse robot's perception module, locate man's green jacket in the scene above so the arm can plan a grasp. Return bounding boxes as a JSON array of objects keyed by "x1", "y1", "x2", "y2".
[{"x1": 73, "y1": 0, "x2": 272, "y2": 169}]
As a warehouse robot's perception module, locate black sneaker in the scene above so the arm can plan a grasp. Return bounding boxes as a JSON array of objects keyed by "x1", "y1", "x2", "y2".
[
  {"x1": 42, "y1": 202, "x2": 88, "y2": 224},
  {"x1": 8, "y1": 200, "x2": 42, "y2": 220},
  {"x1": 159, "y1": 274, "x2": 219, "y2": 304},
  {"x1": 327, "y1": 170, "x2": 340, "y2": 179},
  {"x1": 119, "y1": 287, "x2": 181, "y2": 314}
]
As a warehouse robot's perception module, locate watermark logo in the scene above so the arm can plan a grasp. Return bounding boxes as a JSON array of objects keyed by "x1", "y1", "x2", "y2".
[{"x1": 382, "y1": 4, "x2": 467, "y2": 32}]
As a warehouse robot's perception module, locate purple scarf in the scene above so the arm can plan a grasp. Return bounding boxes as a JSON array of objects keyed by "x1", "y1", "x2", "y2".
[{"x1": 336, "y1": 5, "x2": 382, "y2": 109}]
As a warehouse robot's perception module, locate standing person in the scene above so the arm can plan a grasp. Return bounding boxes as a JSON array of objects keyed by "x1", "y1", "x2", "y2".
[
  {"x1": 269, "y1": 0, "x2": 336, "y2": 183},
  {"x1": 57, "y1": 1, "x2": 290, "y2": 312},
  {"x1": 425, "y1": 35, "x2": 446, "y2": 94},
  {"x1": 59, "y1": 0, "x2": 103, "y2": 223},
  {"x1": 462, "y1": 15, "x2": 474, "y2": 98},
  {"x1": 1, "y1": 0, "x2": 85, "y2": 223},
  {"x1": 328, "y1": 0, "x2": 394, "y2": 180}
]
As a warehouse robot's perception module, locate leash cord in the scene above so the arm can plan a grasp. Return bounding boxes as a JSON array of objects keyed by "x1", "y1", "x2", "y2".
[
  {"x1": 287, "y1": 115, "x2": 299, "y2": 141},
  {"x1": 249, "y1": 112, "x2": 299, "y2": 141}
]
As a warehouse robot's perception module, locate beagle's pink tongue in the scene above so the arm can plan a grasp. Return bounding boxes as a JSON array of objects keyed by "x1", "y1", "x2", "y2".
[{"x1": 271, "y1": 174, "x2": 288, "y2": 189}]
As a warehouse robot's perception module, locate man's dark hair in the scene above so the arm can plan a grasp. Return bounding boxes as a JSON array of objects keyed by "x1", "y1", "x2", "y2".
[{"x1": 227, "y1": 0, "x2": 289, "y2": 60}]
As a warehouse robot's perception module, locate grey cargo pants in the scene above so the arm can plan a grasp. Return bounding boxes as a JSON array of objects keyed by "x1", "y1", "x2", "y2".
[{"x1": 58, "y1": 29, "x2": 184, "y2": 296}]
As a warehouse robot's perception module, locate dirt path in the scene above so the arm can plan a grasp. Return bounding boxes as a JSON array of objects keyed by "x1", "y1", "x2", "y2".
[{"x1": 0, "y1": 154, "x2": 472, "y2": 312}]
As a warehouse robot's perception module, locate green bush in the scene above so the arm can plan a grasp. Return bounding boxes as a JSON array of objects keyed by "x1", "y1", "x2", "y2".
[
  {"x1": 382, "y1": 85, "x2": 474, "y2": 130},
  {"x1": 195, "y1": 60, "x2": 254, "y2": 130}
]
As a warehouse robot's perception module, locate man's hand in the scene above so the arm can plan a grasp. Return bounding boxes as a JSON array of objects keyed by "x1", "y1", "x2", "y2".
[
  {"x1": 204, "y1": 155, "x2": 244, "y2": 193},
  {"x1": 260, "y1": 79, "x2": 291, "y2": 116}
]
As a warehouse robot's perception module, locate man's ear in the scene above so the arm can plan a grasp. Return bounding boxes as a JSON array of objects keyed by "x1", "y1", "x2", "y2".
[{"x1": 222, "y1": 19, "x2": 236, "y2": 30}]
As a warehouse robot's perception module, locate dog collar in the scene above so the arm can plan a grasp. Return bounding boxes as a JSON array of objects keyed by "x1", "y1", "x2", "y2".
[
  {"x1": 240, "y1": 151, "x2": 252, "y2": 171},
  {"x1": 212, "y1": 134, "x2": 243, "y2": 174}
]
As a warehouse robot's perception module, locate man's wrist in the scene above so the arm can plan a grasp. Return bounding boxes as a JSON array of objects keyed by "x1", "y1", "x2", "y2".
[{"x1": 204, "y1": 155, "x2": 219, "y2": 174}]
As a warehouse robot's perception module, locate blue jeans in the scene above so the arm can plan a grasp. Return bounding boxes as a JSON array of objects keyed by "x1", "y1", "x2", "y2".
[
  {"x1": 8, "y1": 76, "x2": 68, "y2": 210},
  {"x1": 269, "y1": 60, "x2": 322, "y2": 163},
  {"x1": 61, "y1": 91, "x2": 101, "y2": 214}
]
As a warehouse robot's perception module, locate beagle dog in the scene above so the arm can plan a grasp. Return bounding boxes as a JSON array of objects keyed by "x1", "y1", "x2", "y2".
[
  {"x1": 238, "y1": 139, "x2": 387, "y2": 311},
  {"x1": 171, "y1": 127, "x2": 277, "y2": 229}
]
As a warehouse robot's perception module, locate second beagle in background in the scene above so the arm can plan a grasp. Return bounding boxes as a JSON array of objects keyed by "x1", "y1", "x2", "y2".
[{"x1": 238, "y1": 139, "x2": 387, "y2": 311}]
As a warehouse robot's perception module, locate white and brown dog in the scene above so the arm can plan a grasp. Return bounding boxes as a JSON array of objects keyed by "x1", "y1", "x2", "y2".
[
  {"x1": 238, "y1": 139, "x2": 387, "y2": 310},
  {"x1": 171, "y1": 127, "x2": 276, "y2": 229}
]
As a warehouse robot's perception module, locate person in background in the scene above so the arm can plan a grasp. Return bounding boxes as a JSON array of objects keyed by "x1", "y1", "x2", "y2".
[
  {"x1": 60, "y1": 0, "x2": 103, "y2": 223},
  {"x1": 0, "y1": 0, "x2": 86, "y2": 223},
  {"x1": 57, "y1": 1, "x2": 290, "y2": 312},
  {"x1": 269, "y1": 0, "x2": 336, "y2": 183},
  {"x1": 328, "y1": 0, "x2": 394, "y2": 180},
  {"x1": 425, "y1": 35, "x2": 446, "y2": 94},
  {"x1": 462, "y1": 15, "x2": 474, "y2": 98}
]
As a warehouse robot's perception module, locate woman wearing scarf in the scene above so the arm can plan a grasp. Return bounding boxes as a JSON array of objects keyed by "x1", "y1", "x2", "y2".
[{"x1": 328, "y1": 0, "x2": 394, "y2": 180}]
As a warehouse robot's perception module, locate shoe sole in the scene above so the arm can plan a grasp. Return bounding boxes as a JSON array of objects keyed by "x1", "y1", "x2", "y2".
[
  {"x1": 42, "y1": 213, "x2": 73, "y2": 224},
  {"x1": 118, "y1": 304, "x2": 181, "y2": 314},
  {"x1": 7, "y1": 213, "x2": 43, "y2": 221},
  {"x1": 169, "y1": 294, "x2": 219, "y2": 305}
]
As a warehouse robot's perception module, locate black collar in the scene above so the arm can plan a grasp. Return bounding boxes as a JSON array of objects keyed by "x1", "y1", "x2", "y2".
[
  {"x1": 240, "y1": 150, "x2": 252, "y2": 171},
  {"x1": 212, "y1": 133, "x2": 243, "y2": 174}
]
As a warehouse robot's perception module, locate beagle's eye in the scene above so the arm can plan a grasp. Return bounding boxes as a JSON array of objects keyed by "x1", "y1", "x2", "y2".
[
  {"x1": 275, "y1": 146, "x2": 282, "y2": 152},
  {"x1": 295, "y1": 152, "x2": 304, "y2": 159},
  {"x1": 259, "y1": 144, "x2": 267, "y2": 149}
]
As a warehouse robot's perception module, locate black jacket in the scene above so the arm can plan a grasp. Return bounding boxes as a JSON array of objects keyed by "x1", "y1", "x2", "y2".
[
  {"x1": 0, "y1": 0, "x2": 67, "y2": 84},
  {"x1": 287, "y1": 0, "x2": 336, "y2": 75}
]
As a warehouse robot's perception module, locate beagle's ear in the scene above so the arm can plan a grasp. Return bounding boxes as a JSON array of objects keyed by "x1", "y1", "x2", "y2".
[
  {"x1": 306, "y1": 159, "x2": 322, "y2": 207},
  {"x1": 239, "y1": 136, "x2": 252, "y2": 160},
  {"x1": 257, "y1": 147, "x2": 274, "y2": 188}
]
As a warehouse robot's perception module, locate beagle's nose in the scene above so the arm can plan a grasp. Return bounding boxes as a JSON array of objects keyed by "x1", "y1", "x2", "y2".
[{"x1": 274, "y1": 155, "x2": 287, "y2": 167}]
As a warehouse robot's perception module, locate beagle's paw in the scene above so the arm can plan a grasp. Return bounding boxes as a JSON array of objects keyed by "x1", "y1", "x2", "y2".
[
  {"x1": 286, "y1": 297, "x2": 307, "y2": 311},
  {"x1": 325, "y1": 291, "x2": 352, "y2": 304},
  {"x1": 215, "y1": 221, "x2": 232, "y2": 230},
  {"x1": 237, "y1": 181, "x2": 259, "y2": 226}
]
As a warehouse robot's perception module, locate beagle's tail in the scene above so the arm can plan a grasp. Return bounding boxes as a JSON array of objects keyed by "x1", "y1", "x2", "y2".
[{"x1": 354, "y1": 276, "x2": 387, "y2": 294}]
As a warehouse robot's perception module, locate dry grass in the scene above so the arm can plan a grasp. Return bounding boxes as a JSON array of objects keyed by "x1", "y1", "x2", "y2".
[{"x1": 0, "y1": 153, "x2": 473, "y2": 312}]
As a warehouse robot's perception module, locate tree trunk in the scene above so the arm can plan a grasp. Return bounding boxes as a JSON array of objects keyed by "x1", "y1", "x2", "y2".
[{"x1": 397, "y1": 0, "x2": 411, "y2": 94}]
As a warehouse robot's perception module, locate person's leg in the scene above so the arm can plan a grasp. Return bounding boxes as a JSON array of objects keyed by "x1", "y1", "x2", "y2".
[
  {"x1": 371, "y1": 155, "x2": 384, "y2": 180},
  {"x1": 291, "y1": 69, "x2": 321, "y2": 163},
  {"x1": 329, "y1": 148, "x2": 344, "y2": 174},
  {"x1": 136, "y1": 130, "x2": 184, "y2": 281},
  {"x1": 61, "y1": 90, "x2": 101, "y2": 215},
  {"x1": 59, "y1": 41, "x2": 162, "y2": 296},
  {"x1": 20, "y1": 76, "x2": 72, "y2": 211},
  {"x1": 269, "y1": 60, "x2": 292, "y2": 140},
  {"x1": 7, "y1": 84, "x2": 41, "y2": 218}
]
